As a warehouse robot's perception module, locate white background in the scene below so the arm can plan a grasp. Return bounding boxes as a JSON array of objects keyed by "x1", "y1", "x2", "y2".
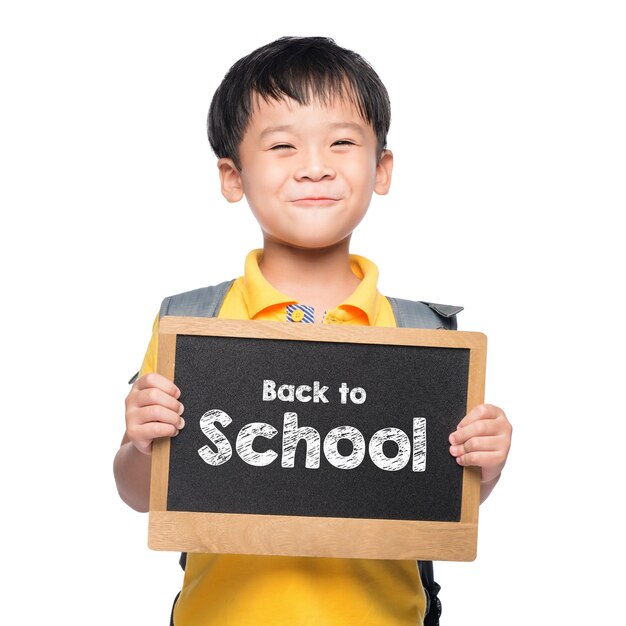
[{"x1": 1, "y1": 1, "x2": 624, "y2": 624}]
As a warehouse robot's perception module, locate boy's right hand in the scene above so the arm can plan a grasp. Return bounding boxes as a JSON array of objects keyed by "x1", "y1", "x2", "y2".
[{"x1": 124, "y1": 373, "x2": 185, "y2": 455}]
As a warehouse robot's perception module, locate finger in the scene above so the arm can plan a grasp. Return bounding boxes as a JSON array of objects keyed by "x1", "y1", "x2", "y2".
[
  {"x1": 453, "y1": 449, "x2": 507, "y2": 470},
  {"x1": 134, "y1": 372, "x2": 181, "y2": 399},
  {"x1": 449, "y1": 417, "x2": 501, "y2": 445},
  {"x1": 128, "y1": 421, "x2": 183, "y2": 453},
  {"x1": 449, "y1": 434, "x2": 504, "y2": 458},
  {"x1": 131, "y1": 386, "x2": 184, "y2": 416},
  {"x1": 128, "y1": 404, "x2": 185, "y2": 429},
  {"x1": 455, "y1": 403, "x2": 501, "y2": 430}
]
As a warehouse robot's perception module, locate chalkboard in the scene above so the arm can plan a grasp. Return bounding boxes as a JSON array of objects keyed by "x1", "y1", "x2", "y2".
[{"x1": 149, "y1": 318, "x2": 486, "y2": 561}]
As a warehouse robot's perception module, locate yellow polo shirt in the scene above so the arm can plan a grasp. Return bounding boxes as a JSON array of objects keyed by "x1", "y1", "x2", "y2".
[{"x1": 140, "y1": 250, "x2": 426, "y2": 625}]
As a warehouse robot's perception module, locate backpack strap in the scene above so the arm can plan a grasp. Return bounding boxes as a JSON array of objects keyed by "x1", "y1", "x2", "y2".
[
  {"x1": 128, "y1": 280, "x2": 236, "y2": 386},
  {"x1": 160, "y1": 280, "x2": 234, "y2": 624},
  {"x1": 389, "y1": 296, "x2": 461, "y2": 626},
  {"x1": 387, "y1": 297, "x2": 463, "y2": 330},
  {"x1": 159, "y1": 279, "x2": 235, "y2": 319},
  {"x1": 419, "y1": 559, "x2": 443, "y2": 625}
]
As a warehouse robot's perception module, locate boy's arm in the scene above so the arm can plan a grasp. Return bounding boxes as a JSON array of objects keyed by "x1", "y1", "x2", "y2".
[
  {"x1": 113, "y1": 373, "x2": 185, "y2": 512},
  {"x1": 448, "y1": 404, "x2": 512, "y2": 503}
]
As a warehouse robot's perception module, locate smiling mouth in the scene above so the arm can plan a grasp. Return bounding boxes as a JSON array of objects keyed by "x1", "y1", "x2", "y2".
[{"x1": 291, "y1": 197, "x2": 339, "y2": 207}]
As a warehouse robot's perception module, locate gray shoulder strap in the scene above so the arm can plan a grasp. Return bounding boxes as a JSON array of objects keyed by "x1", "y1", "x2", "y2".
[
  {"x1": 158, "y1": 279, "x2": 235, "y2": 318},
  {"x1": 387, "y1": 297, "x2": 463, "y2": 330},
  {"x1": 128, "y1": 280, "x2": 235, "y2": 385}
]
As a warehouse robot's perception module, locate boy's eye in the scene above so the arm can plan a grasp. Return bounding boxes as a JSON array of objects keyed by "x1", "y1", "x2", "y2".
[
  {"x1": 332, "y1": 140, "x2": 356, "y2": 147},
  {"x1": 270, "y1": 143, "x2": 295, "y2": 151}
]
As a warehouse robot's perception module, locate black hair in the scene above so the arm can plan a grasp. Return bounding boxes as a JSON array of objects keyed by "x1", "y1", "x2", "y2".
[{"x1": 207, "y1": 36, "x2": 391, "y2": 168}]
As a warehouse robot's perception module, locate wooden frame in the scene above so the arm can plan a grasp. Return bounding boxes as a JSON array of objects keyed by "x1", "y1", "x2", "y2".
[{"x1": 149, "y1": 317, "x2": 486, "y2": 561}]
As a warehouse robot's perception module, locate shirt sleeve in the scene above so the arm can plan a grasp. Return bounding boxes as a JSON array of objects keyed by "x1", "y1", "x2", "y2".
[{"x1": 138, "y1": 313, "x2": 160, "y2": 377}]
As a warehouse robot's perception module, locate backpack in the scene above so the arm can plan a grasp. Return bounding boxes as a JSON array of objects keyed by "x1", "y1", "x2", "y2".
[{"x1": 158, "y1": 279, "x2": 461, "y2": 626}]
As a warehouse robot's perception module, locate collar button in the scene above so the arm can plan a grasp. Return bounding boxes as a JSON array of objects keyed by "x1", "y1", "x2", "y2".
[{"x1": 290, "y1": 309, "x2": 305, "y2": 322}]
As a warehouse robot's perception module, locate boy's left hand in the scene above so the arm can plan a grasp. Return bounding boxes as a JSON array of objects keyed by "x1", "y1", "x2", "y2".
[{"x1": 449, "y1": 404, "x2": 512, "y2": 499}]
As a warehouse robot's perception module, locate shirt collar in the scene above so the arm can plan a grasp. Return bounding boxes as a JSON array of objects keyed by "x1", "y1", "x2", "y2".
[
  {"x1": 242, "y1": 249, "x2": 383, "y2": 325},
  {"x1": 243, "y1": 250, "x2": 295, "y2": 318},
  {"x1": 339, "y1": 254, "x2": 382, "y2": 324}
]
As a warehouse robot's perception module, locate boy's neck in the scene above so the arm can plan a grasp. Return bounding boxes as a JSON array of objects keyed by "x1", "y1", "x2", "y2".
[{"x1": 259, "y1": 238, "x2": 360, "y2": 320}]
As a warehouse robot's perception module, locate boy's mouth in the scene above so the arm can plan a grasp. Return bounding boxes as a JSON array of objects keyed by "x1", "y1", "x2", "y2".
[{"x1": 290, "y1": 197, "x2": 340, "y2": 207}]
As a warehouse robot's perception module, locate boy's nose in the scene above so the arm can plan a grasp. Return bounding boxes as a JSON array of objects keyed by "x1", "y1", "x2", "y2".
[{"x1": 294, "y1": 153, "x2": 336, "y2": 181}]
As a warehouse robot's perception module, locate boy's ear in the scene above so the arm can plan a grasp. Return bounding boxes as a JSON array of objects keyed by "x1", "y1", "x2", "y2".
[
  {"x1": 374, "y1": 149, "x2": 394, "y2": 196},
  {"x1": 218, "y1": 158, "x2": 244, "y2": 203}
]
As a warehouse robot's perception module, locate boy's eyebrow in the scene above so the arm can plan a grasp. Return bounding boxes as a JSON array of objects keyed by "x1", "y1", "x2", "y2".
[
  {"x1": 259, "y1": 125, "x2": 293, "y2": 139},
  {"x1": 328, "y1": 122, "x2": 367, "y2": 136},
  {"x1": 259, "y1": 122, "x2": 367, "y2": 139}
]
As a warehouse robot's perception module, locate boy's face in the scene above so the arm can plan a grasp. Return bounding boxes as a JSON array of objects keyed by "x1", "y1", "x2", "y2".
[{"x1": 218, "y1": 95, "x2": 393, "y2": 251}]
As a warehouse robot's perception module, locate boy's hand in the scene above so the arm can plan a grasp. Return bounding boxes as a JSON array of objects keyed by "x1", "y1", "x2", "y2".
[
  {"x1": 448, "y1": 404, "x2": 512, "y2": 497},
  {"x1": 125, "y1": 373, "x2": 185, "y2": 455}
]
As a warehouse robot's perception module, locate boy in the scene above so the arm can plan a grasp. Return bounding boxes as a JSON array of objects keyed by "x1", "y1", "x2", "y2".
[{"x1": 114, "y1": 36, "x2": 512, "y2": 625}]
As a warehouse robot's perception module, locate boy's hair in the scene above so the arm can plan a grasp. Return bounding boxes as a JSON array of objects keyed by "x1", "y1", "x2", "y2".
[{"x1": 208, "y1": 36, "x2": 391, "y2": 168}]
